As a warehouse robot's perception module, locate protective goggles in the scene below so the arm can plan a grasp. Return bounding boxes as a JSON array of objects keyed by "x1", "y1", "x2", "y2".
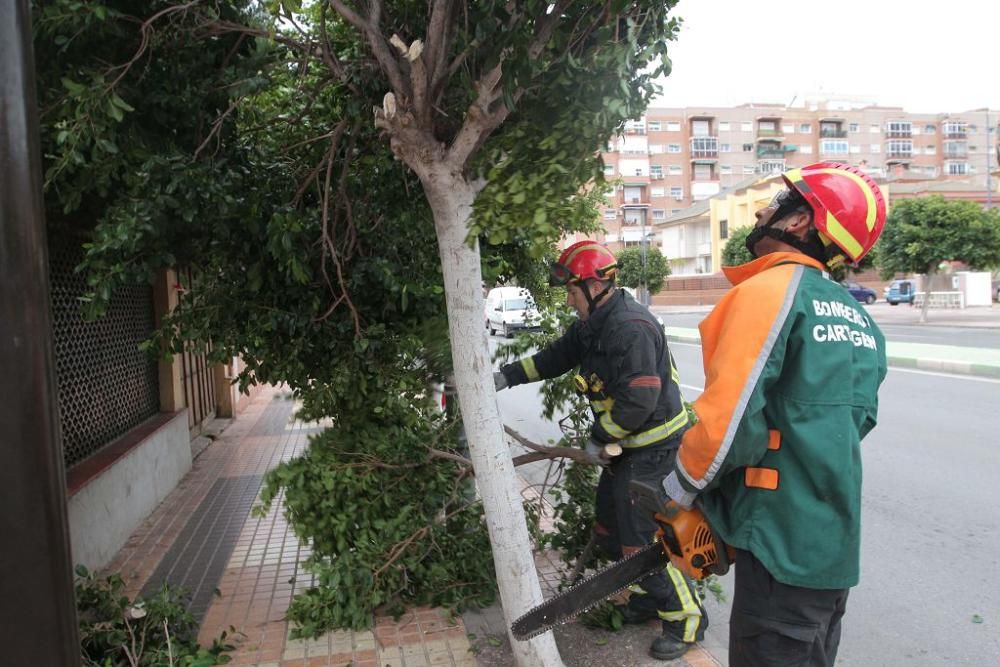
[
  {"x1": 548, "y1": 262, "x2": 615, "y2": 287},
  {"x1": 767, "y1": 188, "x2": 810, "y2": 225}
]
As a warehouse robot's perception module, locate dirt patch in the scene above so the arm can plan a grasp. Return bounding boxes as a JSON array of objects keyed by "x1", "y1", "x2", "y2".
[{"x1": 469, "y1": 619, "x2": 703, "y2": 666}]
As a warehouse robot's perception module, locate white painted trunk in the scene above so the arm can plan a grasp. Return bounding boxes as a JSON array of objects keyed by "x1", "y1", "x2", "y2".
[{"x1": 425, "y1": 177, "x2": 564, "y2": 667}]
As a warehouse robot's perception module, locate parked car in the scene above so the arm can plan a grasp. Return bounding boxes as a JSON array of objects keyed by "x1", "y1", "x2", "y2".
[
  {"x1": 840, "y1": 281, "x2": 877, "y2": 305},
  {"x1": 485, "y1": 286, "x2": 540, "y2": 337},
  {"x1": 886, "y1": 279, "x2": 918, "y2": 306}
]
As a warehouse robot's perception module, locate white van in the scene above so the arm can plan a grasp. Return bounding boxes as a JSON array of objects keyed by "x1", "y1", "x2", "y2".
[{"x1": 485, "y1": 286, "x2": 540, "y2": 337}]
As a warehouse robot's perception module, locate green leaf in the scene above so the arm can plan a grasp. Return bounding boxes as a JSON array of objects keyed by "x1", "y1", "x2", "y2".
[{"x1": 972, "y1": 614, "x2": 984, "y2": 624}]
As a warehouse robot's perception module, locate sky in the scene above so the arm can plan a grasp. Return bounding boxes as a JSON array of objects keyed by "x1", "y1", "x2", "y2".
[{"x1": 651, "y1": 0, "x2": 1000, "y2": 114}]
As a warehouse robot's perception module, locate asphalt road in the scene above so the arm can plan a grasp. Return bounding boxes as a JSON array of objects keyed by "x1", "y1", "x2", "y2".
[
  {"x1": 493, "y1": 335, "x2": 1000, "y2": 666},
  {"x1": 658, "y1": 309, "x2": 1000, "y2": 350}
]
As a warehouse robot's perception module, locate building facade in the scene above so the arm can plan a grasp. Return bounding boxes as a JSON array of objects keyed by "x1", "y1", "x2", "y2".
[{"x1": 593, "y1": 98, "x2": 999, "y2": 272}]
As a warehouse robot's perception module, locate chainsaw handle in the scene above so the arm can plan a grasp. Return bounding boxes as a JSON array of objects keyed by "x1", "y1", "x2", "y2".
[{"x1": 628, "y1": 479, "x2": 671, "y2": 516}]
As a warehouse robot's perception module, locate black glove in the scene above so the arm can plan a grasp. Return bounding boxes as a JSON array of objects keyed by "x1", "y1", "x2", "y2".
[{"x1": 493, "y1": 370, "x2": 508, "y2": 392}]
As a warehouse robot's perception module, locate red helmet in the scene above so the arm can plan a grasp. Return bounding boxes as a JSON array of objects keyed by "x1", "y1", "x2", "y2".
[
  {"x1": 549, "y1": 240, "x2": 617, "y2": 286},
  {"x1": 782, "y1": 162, "x2": 886, "y2": 263}
]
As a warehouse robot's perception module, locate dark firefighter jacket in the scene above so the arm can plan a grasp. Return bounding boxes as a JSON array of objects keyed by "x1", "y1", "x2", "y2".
[{"x1": 499, "y1": 289, "x2": 688, "y2": 449}]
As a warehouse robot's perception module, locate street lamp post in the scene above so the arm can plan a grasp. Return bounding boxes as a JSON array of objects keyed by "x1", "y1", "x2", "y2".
[{"x1": 640, "y1": 211, "x2": 648, "y2": 305}]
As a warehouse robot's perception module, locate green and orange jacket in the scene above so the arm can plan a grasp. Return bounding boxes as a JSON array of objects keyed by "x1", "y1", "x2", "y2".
[
  {"x1": 499, "y1": 289, "x2": 688, "y2": 449},
  {"x1": 663, "y1": 252, "x2": 887, "y2": 589}
]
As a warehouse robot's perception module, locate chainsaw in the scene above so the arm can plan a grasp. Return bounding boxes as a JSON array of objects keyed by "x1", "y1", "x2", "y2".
[{"x1": 511, "y1": 479, "x2": 732, "y2": 640}]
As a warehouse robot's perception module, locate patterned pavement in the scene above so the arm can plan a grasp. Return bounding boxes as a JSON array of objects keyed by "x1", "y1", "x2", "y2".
[{"x1": 103, "y1": 385, "x2": 721, "y2": 666}]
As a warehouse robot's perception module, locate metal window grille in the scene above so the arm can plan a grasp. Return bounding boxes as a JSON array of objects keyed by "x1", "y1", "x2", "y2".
[{"x1": 49, "y1": 237, "x2": 160, "y2": 469}]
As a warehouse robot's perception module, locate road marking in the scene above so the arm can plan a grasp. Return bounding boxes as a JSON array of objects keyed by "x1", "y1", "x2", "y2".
[{"x1": 887, "y1": 367, "x2": 1000, "y2": 383}]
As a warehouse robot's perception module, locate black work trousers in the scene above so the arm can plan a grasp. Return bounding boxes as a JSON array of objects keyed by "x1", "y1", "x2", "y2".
[
  {"x1": 593, "y1": 442, "x2": 705, "y2": 642},
  {"x1": 730, "y1": 548, "x2": 849, "y2": 667}
]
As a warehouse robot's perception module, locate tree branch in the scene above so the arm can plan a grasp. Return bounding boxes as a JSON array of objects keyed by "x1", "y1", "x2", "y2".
[{"x1": 328, "y1": 0, "x2": 412, "y2": 100}]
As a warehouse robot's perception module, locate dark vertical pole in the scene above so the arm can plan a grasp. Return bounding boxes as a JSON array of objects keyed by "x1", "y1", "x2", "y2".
[{"x1": 0, "y1": 2, "x2": 82, "y2": 664}]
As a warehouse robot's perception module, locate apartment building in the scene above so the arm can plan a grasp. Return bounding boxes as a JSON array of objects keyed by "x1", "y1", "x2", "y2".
[{"x1": 595, "y1": 99, "x2": 999, "y2": 264}]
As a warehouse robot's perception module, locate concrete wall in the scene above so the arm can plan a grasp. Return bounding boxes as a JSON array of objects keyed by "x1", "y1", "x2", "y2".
[{"x1": 67, "y1": 410, "x2": 191, "y2": 571}]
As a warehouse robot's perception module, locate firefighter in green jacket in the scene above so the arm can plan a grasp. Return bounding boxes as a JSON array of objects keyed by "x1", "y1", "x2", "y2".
[
  {"x1": 662, "y1": 162, "x2": 889, "y2": 667},
  {"x1": 495, "y1": 240, "x2": 706, "y2": 661}
]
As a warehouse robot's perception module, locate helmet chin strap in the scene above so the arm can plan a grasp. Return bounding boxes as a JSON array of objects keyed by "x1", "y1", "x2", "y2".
[
  {"x1": 583, "y1": 280, "x2": 615, "y2": 315},
  {"x1": 745, "y1": 216, "x2": 836, "y2": 267}
]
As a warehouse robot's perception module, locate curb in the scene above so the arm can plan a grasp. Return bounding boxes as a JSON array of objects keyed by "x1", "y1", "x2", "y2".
[{"x1": 666, "y1": 334, "x2": 1000, "y2": 380}]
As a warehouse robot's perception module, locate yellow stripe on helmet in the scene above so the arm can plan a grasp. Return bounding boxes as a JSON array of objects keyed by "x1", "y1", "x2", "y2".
[
  {"x1": 811, "y1": 168, "x2": 878, "y2": 232},
  {"x1": 823, "y1": 211, "x2": 864, "y2": 259}
]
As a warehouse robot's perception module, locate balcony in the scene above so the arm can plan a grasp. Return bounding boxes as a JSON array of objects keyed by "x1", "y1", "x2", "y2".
[
  {"x1": 886, "y1": 152, "x2": 913, "y2": 161},
  {"x1": 756, "y1": 127, "x2": 784, "y2": 139},
  {"x1": 689, "y1": 136, "x2": 718, "y2": 159},
  {"x1": 820, "y1": 129, "x2": 848, "y2": 138},
  {"x1": 943, "y1": 124, "x2": 967, "y2": 139},
  {"x1": 887, "y1": 129, "x2": 912, "y2": 138},
  {"x1": 757, "y1": 144, "x2": 785, "y2": 158}
]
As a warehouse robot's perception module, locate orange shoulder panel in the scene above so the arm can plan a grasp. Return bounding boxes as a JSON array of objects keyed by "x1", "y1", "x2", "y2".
[{"x1": 679, "y1": 264, "x2": 799, "y2": 484}]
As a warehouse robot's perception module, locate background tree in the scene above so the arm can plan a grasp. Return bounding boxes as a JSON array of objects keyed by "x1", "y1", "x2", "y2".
[
  {"x1": 44, "y1": 1, "x2": 684, "y2": 662},
  {"x1": 878, "y1": 196, "x2": 1000, "y2": 322},
  {"x1": 615, "y1": 246, "x2": 670, "y2": 294},
  {"x1": 721, "y1": 226, "x2": 754, "y2": 266}
]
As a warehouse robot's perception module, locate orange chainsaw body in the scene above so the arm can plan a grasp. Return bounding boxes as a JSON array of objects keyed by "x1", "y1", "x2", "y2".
[{"x1": 654, "y1": 504, "x2": 733, "y2": 580}]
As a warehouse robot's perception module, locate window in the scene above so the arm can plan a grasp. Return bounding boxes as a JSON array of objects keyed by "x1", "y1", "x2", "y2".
[
  {"x1": 742, "y1": 165, "x2": 756, "y2": 174},
  {"x1": 668, "y1": 165, "x2": 683, "y2": 175},
  {"x1": 849, "y1": 123, "x2": 860, "y2": 133},
  {"x1": 667, "y1": 144, "x2": 682, "y2": 153},
  {"x1": 888, "y1": 121, "x2": 911, "y2": 135},
  {"x1": 671, "y1": 209, "x2": 682, "y2": 214},
  {"x1": 887, "y1": 140, "x2": 912, "y2": 155},
  {"x1": 634, "y1": 168, "x2": 645, "y2": 176},
  {"x1": 925, "y1": 145, "x2": 937, "y2": 155},
  {"x1": 783, "y1": 124, "x2": 795, "y2": 134},
  {"x1": 799, "y1": 123, "x2": 812, "y2": 133},
  {"x1": 651, "y1": 187, "x2": 665, "y2": 197},
  {"x1": 603, "y1": 164, "x2": 615, "y2": 176},
  {"x1": 800, "y1": 145, "x2": 813, "y2": 154},
  {"x1": 948, "y1": 162, "x2": 969, "y2": 175},
  {"x1": 870, "y1": 124, "x2": 881, "y2": 133},
  {"x1": 720, "y1": 143, "x2": 731, "y2": 152},
  {"x1": 719, "y1": 121, "x2": 731, "y2": 131},
  {"x1": 603, "y1": 209, "x2": 617, "y2": 220},
  {"x1": 653, "y1": 209, "x2": 666, "y2": 220},
  {"x1": 720, "y1": 165, "x2": 732, "y2": 174},
  {"x1": 650, "y1": 165, "x2": 663, "y2": 178},
  {"x1": 720, "y1": 219, "x2": 729, "y2": 240},
  {"x1": 741, "y1": 122, "x2": 753, "y2": 132},
  {"x1": 666, "y1": 121, "x2": 681, "y2": 131},
  {"x1": 670, "y1": 186, "x2": 683, "y2": 199},
  {"x1": 870, "y1": 144, "x2": 880, "y2": 153},
  {"x1": 925, "y1": 124, "x2": 938, "y2": 134},
  {"x1": 758, "y1": 120, "x2": 777, "y2": 133},
  {"x1": 849, "y1": 145, "x2": 861, "y2": 154},
  {"x1": 742, "y1": 143, "x2": 754, "y2": 152},
  {"x1": 911, "y1": 126, "x2": 922, "y2": 135},
  {"x1": 693, "y1": 164, "x2": 713, "y2": 180},
  {"x1": 692, "y1": 120, "x2": 712, "y2": 136},
  {"x1": 648, "y1": 121, "x2": 661, "y2": 131},
  {"x1": 649, "y1": 144, "x2": 664, "y2": 154},
  {"x1": 820, "y1": 140, "x2": 849, "y2": 155}
]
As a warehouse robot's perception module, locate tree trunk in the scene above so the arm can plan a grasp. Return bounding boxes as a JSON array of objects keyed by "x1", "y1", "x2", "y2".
[
  {"x1": 919, "y1": 266, "x2": 935, "y2": 324},
  {"x1": 423, "y1": 174, "x2": 564, "y2": 667}
]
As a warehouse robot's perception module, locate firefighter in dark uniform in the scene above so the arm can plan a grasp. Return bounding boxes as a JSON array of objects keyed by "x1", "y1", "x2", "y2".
[{"x1": 493, "y1": 240, "x2": 707, "y2": 661}]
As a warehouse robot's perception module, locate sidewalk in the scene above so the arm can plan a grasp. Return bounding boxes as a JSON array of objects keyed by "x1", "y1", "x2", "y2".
[{"x1": 105, "y1": 386, "x2": 723, "y2": 666}]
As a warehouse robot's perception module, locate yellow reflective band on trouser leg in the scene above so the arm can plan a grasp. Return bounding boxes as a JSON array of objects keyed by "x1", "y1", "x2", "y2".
[
  {"x1": 658, "y1": 563, "x2": 703, "y2": 642},
  {"x1": 599, "y1": 411, "x2": 631, "y2": 439},
  {"x1": 620, "y1": 408, "x2": 690, "y2": 448},
  {"x1": 521, "y1": 357, "x2": 539, "y2": 381}
]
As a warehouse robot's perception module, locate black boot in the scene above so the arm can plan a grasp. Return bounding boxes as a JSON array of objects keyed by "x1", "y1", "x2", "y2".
[{"x1": 649, "y1": 632, "x2": 691, "y2": 661}]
